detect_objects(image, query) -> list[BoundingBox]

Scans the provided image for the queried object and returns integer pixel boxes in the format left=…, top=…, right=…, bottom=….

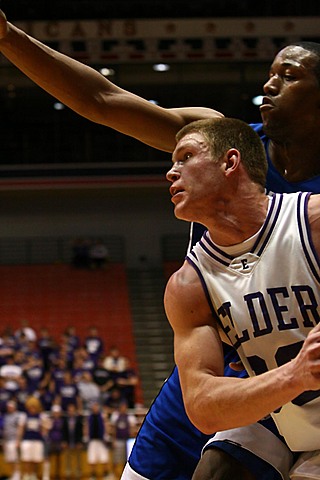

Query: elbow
left=184, top=392, right=221, bottom=435
left=185, top=394, right=262, bottom=435
left=186, top=406, right=219, bottom=435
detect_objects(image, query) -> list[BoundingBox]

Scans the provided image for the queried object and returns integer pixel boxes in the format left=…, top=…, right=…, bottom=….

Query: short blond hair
left=176, top=117, right=268, bottom=189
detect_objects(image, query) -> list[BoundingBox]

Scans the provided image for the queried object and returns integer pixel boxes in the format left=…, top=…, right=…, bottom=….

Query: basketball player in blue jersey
left=165, top=116, right=320, bottom=479
left=1, top=9, right=320, bottom=478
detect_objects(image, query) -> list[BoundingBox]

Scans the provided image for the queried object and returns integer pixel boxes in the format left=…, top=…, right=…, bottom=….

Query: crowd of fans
left=0, top=321, right=143, bottom=480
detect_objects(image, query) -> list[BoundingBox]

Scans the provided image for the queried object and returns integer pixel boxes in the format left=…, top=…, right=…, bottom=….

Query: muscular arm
left=0, top=11, right=223, bottom=152
left=164, top=260, right=320, bottom=434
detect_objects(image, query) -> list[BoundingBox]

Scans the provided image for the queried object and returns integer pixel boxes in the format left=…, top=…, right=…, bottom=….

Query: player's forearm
left=0, top=23, right=179, bottom=150
left=0, top=20, right=224, bottom=152
left=169, top=107, right=224, bottom=124
left=0, top=23, right=114, bottom=121
left=182, top=361, right=302, bottom=434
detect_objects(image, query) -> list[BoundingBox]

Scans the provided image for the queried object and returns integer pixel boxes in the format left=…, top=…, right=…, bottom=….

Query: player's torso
left=188, top=192, right=320, bottom=451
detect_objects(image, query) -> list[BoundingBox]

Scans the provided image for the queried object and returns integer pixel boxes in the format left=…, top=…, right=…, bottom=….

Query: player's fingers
left=229, top=361, right=245, bottom=371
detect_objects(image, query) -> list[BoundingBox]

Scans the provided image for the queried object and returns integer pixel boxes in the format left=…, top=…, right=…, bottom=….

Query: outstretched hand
left=0, top=9, right=8, bottom=41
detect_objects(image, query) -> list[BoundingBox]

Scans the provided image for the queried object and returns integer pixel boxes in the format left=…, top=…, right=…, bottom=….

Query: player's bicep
left=164, top=263, right=224, bottom=377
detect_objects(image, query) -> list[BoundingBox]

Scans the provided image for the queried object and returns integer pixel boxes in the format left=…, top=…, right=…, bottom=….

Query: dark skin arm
left=0, top=10, right=223, bottom=152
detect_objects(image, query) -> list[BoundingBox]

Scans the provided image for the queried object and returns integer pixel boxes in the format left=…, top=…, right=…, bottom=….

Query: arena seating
left=0, top=263, right=143, bottom=403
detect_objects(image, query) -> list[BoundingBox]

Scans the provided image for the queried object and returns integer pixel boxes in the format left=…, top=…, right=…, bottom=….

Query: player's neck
left=269, top=139, right=320, bottom=182
left=207, top=192, right=269, bottom=247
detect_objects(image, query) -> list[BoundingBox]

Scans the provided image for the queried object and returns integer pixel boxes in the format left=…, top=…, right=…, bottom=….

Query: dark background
left=0, top=0, right=318, bottom=173
left=2, top=0, right=320, bottom=21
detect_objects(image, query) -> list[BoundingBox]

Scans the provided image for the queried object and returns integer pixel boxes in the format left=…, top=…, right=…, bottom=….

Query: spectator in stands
left=88, top=239, right=109, bottom=270
left=84, top=401, right=112, bottom=480
left=15, top=376, right=33, bottom=412
left=15, top=333, right=33, bottom=357
left=0, top=353, right=22, bottom=379
left=71, top=354, right=86, bottom=384
left=46, top=404, right=64, bottom=480
left=0, top=353, right=23, bottom=396
left=84, top=326, right=104, bottom=367
left=13, top=351, right=27, bottom=367
left=3, top=400, right=22, bottom=480
left=37, top=328, right=55, bottom=373
left=61, top=403, right=84, bottom=480
left=0, top=376, right=13, bottom=413
left=103, top=387, right=125, bottom=417
left=92, top=356, right=114, bottom=405
left=38, top=384, right=55, bottom=414
left=49, top=357, right=69, bottom=395
left=73, top=346, right=95, bottom=373
left=71, top=238, right=91, bottom=269
left=22, top=354, right=49, bottom=395
left=64, top=326, right=80, bottom=352
left=55, top=336, right=75, bottom=371
left=114, top=357, right=138, bottom=409
left=55, top=370, right=82, bottom=413
left=77, top=371, right=101, bottom=411
left=1, top=326, right=16, bottom=345
left=15, top=320, right=37, bottom=343
left=0, top=327, right=16, bottom=364
left=109, top=400, right=137, bottom=479
left=20, top=337, right=41, bottom=359
left=17, top=396, right=49, bottom=480
left=103, top=346, right=126, bottom=380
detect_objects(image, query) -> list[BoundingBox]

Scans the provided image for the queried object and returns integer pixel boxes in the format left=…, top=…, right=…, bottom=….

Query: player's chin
left=261, top=109, right=281, bottom=129
left=260, top=110, right=271, bottom=126
left=174, top=205, right=192, bottom=222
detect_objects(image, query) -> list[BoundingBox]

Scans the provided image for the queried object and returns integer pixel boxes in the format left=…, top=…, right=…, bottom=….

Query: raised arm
left=164, top=260, right=320, bottom=434
left=0, top=10, right=223, bottom=152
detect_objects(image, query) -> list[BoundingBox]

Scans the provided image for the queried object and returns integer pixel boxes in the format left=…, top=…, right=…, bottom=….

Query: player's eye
left=283, top=74, right=295, bottom=81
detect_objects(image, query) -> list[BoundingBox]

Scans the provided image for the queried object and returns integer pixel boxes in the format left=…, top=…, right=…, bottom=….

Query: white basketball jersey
left=187, top=192, right=320, bottom=451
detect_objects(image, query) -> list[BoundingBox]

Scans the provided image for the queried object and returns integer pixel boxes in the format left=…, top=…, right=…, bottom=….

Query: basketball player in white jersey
left=1, top=9, right=320, bottom=480
left=166, top=116, right=320, bottom=479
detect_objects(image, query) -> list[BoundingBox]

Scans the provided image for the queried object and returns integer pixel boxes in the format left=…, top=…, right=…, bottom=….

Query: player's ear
left=224, top=148, right=240, bottom=174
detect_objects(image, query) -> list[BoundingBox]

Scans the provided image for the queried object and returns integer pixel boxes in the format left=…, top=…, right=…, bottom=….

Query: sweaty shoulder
left=166, top=260, right=202, bottom=296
